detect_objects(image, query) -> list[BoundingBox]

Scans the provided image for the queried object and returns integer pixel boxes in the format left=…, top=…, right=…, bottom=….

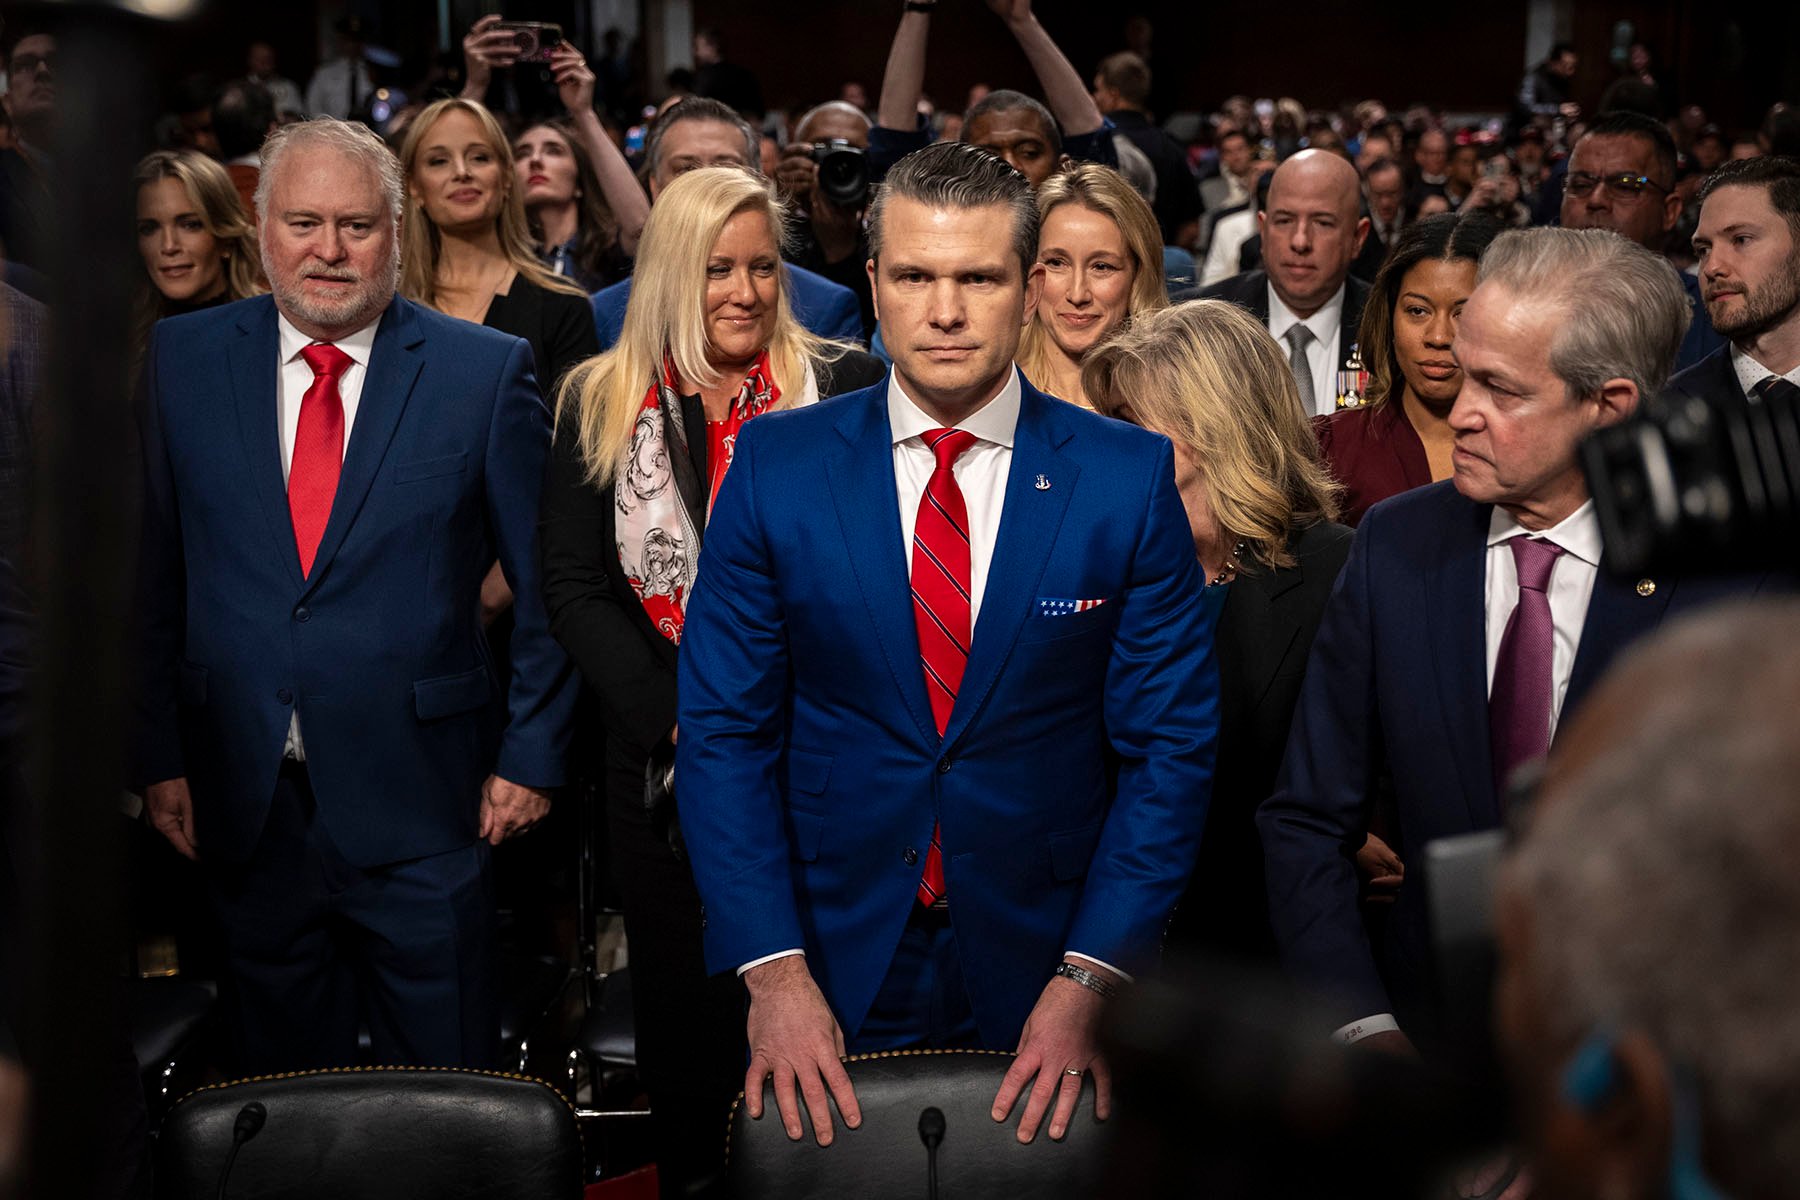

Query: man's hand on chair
left=742, top=955, right=862, bottom=1146
left=992, top=957, right=1113, bottom=1142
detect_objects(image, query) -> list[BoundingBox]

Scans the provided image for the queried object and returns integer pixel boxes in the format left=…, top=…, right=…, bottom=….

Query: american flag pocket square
left=1037, top=597, right=1110, bottom=617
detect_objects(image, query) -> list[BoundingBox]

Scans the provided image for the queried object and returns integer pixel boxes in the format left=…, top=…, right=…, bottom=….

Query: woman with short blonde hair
left=1017, top=162, right=1166, bottom=408
left=1085, top=299, right=1363, bottom=962
left=539, top=165, right=883, bottom=1191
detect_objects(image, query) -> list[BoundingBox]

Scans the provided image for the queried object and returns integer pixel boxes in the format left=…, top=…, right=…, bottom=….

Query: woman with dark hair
left=513, top=118, right=633, bottom=292
left=1316, top=210, right=1502, bottom=525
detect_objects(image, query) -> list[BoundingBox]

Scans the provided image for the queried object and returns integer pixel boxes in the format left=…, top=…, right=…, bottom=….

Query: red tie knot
left=301, top=342, right=353, bottom=381
left=1509, top=535, right=1565, bottom=593
left=924, top=427, right=978, bottom=471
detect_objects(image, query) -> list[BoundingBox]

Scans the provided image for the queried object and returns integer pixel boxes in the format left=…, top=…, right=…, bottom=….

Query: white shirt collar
left=277, top=309, right=383, bottom=369
left=1486, top=498, right=1602, bottom=567
left=887, top=365, right=1022, bottom=450
left=1729, top=344, right=1800, bottom=394
left=1266, top=281, right=1345, bottom=347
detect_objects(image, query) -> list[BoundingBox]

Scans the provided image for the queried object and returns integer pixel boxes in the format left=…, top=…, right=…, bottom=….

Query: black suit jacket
left=1180, top=270, right=1373, bottom=382
left=1662, top=344, right=1746, bottom=408
left=539, top=350, right=888, bottom=794
left=1169, top=521, right=1353, bottom=961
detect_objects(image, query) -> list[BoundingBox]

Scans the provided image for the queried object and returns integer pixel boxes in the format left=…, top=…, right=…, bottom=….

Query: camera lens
left=812, top=144, right=869, bottom=209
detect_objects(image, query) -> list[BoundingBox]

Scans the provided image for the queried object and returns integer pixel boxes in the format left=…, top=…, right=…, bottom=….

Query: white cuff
left=1063, top=952, right=1134, bottom=984
left=737, top=948, right=804, bottom=976
left=1333, top=1013, right=1399, bottom=1045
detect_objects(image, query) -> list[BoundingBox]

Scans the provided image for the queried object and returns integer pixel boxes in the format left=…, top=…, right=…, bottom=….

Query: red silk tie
left=291, top=343, right=352, bottom=578
left=912, top=428, right=977, bottom=906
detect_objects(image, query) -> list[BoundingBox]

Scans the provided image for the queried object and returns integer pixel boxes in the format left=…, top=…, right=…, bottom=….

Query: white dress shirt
left=1267, top=282, right=1346, bottom=418
left=741, top=367, right=1126, bottom=983
left=276, top=311, right=382, bottom=759
left=1731, top=345, right=1800, bottom=395
left=1336, top=498, right=1601, bottom=1045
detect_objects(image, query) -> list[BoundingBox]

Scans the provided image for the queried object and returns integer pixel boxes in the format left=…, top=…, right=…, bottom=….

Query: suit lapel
left=1423, top=497, right=1498, bottom=829
left=1561, top=566, right=1671, bottom=727
left=944, top=383, right=1077, bottom=749
left=228, top=300, right=304, bottom=591
left=825, top=389, right=937, bottom=746
left=1233, top=560, right=1307, bottom=714
left=301, top=298, right=425, bottom=596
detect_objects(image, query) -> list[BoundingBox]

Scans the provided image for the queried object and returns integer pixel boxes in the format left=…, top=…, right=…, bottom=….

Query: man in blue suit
left=135, top=119, right=577, bottom=1072
left=677, top=142, right=1220, bottom=1148
left=1259, top=228, right=1769, bottom=1056
left=589, top=96, right=862, bottom=350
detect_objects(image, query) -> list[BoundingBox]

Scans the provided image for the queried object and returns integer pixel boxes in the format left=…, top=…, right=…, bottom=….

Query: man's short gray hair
left=254, top=116, right=404, bottom=227
left=867, top=140, right=1039, bottom=276
left=1506, top=599, right=1800, bottom=1200
left=1475, top=226, right=1691, bottom=401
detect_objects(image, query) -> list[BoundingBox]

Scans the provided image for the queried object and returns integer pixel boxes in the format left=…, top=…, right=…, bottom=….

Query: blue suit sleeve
left=1069, top=438, right=1220, bottom=974
left=131, top=331, right=187, bottom=788
left=589, top=286, right=626, bottom=354
left=675, top=423, right=807, bottom=974
left=1256, top=514, right=1391, bottom=1026
left=1064, top=118, right=1120, bottom=169
left=487, top=338, right=578, bottom=788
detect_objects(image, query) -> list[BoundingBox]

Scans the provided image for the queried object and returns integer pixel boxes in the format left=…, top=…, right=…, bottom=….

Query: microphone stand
left=216, top=1101, right=267, bottom=1200
left=918, top=1106, right=945, bottom=1200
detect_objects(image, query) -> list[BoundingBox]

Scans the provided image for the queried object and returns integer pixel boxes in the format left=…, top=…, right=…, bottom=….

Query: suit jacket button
left=294, top=606, right=311, bottom=622
left=276, top=688, right=293, bottom=705
left=903, top=847, right=918, bottom=866
left=937, top=757, right=952, bottom=774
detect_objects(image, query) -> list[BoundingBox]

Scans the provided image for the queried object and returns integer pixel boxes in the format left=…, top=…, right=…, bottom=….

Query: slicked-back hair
left=1357, top=210, right=1502, bottom=411
left=255, top=116, right=404, bottom=228
left=1696, top=155, right=1800, bottom=240
left=964, top=89, right=1061, bottom=155
left=1095, top=52, right=1151, bottom=110
left=1579, top=110, right=1679, bottom=188
left=643, top=96, right=759, bottom=182
left=867, top=141, right=1039, bottom=277
left=1476, top=226, right=1691, bottom=402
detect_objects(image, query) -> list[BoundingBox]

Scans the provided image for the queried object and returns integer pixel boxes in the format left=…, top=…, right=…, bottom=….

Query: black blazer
left=1661, top=344, right=1745, bottom=408
left=1178, top=270, right=1372, bottom=377
left=540, top=350, right=888, bottom=783
left=1168, top=520, right=1354, bottom=961
left=484, top=277, right=601, bottom=403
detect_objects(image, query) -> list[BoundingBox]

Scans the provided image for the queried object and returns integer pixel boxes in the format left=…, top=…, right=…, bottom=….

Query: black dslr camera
left=809, top=139, right=870, bottom=209
left=1582, top=383, right=1800, bottom=577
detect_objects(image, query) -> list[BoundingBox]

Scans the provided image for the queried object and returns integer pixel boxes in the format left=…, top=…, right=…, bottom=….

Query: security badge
left=1334, top=343, right=1372, bottom=410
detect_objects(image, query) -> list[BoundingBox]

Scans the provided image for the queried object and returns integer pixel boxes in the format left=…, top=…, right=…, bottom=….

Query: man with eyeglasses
left=1561, top=111, right=1725, bottom=371
left=0, top=23, right=55, bottom=274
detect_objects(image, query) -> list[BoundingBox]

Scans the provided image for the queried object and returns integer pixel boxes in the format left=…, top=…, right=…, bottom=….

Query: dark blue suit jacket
left=589, top=262, right=863, bottom=351
left=1258, top=480, right=1762, bottom=1033
left=1675, top=272, right=1727, bottom=373
left=675, top=375, right=1223, bottom=1048
left=134, top=295, right=578, bottom=867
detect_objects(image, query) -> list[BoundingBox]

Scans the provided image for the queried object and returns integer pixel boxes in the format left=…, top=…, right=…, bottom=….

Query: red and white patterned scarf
left=616, top=352, right=780, bottom=644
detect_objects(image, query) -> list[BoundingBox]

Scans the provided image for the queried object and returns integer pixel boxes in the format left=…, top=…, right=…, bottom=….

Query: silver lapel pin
left=1034, top=474, right=1051, bottom=491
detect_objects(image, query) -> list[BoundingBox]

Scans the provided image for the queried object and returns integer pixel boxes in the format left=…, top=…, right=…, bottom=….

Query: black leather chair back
left=729, top=1049, right=1113, bottom=1199
left=155, top=1067, right=582, bottom=1200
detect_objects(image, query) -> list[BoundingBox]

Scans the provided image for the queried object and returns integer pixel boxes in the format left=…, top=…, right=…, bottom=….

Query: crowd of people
left=2, top=4, right=1799, bottom=1198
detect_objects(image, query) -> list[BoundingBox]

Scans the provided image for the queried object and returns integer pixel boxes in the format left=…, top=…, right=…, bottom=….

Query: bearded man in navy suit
left=134, top=118, right=577, bottom=1072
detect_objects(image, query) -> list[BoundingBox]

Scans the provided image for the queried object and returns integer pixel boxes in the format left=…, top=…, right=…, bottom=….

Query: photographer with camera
left=1497, top=598, right=1800, bottom=1200
left=774, top=100, right=876, bottom=341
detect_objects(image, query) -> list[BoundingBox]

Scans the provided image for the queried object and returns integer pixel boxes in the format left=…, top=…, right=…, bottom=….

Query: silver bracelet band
left=1052, top=961, right=1118, bottom=1000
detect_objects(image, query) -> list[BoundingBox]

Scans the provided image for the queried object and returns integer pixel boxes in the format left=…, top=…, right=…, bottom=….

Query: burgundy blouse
left=1313, top=402, right=1435, bottom=527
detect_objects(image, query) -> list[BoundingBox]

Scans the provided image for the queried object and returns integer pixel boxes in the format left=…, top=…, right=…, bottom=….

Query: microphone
left=215, top=1100, right=267, bottom=1200
left=918, top=1106, right=945, bottom=1200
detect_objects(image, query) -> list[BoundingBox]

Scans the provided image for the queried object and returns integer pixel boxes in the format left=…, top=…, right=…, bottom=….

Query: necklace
left=1205, top=541, right=1247, bottom=588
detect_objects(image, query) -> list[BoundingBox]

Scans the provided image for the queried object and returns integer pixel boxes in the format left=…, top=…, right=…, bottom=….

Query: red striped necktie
left=291, top=342, right=352, bottom=578
left=911, top=428, right=977, bottom=906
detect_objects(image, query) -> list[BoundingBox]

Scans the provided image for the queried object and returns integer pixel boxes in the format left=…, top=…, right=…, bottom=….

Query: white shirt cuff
left=1064, top=952, right=1134, bottom=983
left=1333, top=1013, right=1399, bottom=1044
left=737, top=948, right=804, bottom=976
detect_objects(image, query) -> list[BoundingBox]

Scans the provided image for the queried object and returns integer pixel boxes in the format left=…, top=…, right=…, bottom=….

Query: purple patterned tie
left=1489, top=535, right=1566, bottom=800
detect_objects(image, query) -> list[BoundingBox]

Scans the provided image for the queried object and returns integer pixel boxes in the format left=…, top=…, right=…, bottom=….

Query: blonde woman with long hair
left=132, top=149, right=266, bottom=360
left=1017, top=162, right=1167, bottom=408
left=538, top=165, right=881, bottom=1195
left=397, top=97, right=597, bottom=402
left=1083, top=299, right=1367, bottom=962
